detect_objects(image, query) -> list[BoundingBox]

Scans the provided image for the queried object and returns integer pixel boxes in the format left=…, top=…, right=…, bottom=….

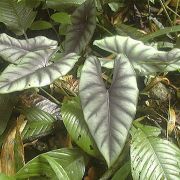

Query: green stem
left=99, top=143, right=130, bottom=180
left=39, top=87, right=61, bottom=105
left=23, top=31, right=28, bottom=40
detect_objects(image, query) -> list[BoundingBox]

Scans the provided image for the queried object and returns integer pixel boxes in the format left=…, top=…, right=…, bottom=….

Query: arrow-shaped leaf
left=65, top=0, right=96, bottom=54
left=0, top=51, right=79, bottom=93
left=79, top=55, right=138, bottom=166
left=0, top=33, right=58, bottom=64
left=0, top=0, right=37, bottom=35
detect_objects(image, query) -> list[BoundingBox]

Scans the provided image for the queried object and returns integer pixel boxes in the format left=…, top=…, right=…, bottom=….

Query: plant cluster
left=0, top=0, right=179, bottom=179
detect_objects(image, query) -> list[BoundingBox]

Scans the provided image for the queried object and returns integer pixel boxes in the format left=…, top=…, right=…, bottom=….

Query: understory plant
left=0, top=0, right=179, bottom=179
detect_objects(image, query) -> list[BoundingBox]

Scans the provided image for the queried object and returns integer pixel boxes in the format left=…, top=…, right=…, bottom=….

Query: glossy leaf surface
left=65, top=0, right=96, bottom=54
left=0, top=33, right=57, bottom=64
left=16, top=148, right=86, bottom=180
left=0, top=0, right=36, bottom=35
left=79, top=55, right=138, bottom=166
left=62, top=97, right=100, bottom=157
left=131, top=124, right=180, bottom=180
left=21, top=107, right=56, bottom=142
left=0, top=52, right=79, bottom=93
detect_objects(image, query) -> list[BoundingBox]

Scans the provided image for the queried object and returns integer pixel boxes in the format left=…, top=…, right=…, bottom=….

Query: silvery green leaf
left=79, top=55, right=138, bottom=166
left=99, top=55, right=180, bottom=75
left=100, top=58, right=114, bottom=69
left=0, top=51, right=79, bottom=93
left=0, top=0, right=36, bottom=35
left=65, top=0, right=96, bottom=54
left=0, top=33, right=58, bottom=64
left=95, top=36, right=180, bottom=74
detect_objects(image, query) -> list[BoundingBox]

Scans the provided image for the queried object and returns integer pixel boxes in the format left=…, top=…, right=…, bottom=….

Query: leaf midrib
left=140, top=129, right=169, bottom=179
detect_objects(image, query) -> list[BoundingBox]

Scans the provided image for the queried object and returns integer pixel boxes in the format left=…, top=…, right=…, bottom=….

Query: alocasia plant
left=0, top=0, right=179, bottom=179
left=79, top=55, right=138, bottom=166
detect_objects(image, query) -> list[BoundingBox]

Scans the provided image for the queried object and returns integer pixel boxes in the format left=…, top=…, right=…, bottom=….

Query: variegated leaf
left=65, top=0, right=96, bottom=54
left=0, top=33, right=58, bottom=64
left=79, top=55, right=138, bottom=166
left=0, top=51, right=79, bottom=93
left=94, top=36, right=180, bottom=74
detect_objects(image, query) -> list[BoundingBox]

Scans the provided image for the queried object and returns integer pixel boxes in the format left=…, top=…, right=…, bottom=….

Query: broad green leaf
left=42, top=155, right=70, bottom=180
left=131, top=125, right=180, bottom=180
left=94, top=36, right=180, bottom=74
left=79, top=55, right=138, bottom=167
left=0, top=0, right=36, bottom=35
left=111, top=161, right=131, bottom=180
left=59, top=24, right=69, bottom=35
left=62, top=96, right=100, bottom=157
left=46, top=0, right=86, bottom=11
left=21, top=107, right=56, bottom=142
left=30, top=20, right=53, bottom=30
left=51, top=12, right=71, bottom=24
left=0, top=94, right=16, bottom=135
left=65, top=0, right=96, bottom=54
left=132, top=122, right=161, bottom=137
left=0, top=51, right=79, bottom=93
left=16, top=148, right=86, bottom=180
left=0, top=33, right=58, bottom=64
left=25, top=0, right=41, bottom=8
